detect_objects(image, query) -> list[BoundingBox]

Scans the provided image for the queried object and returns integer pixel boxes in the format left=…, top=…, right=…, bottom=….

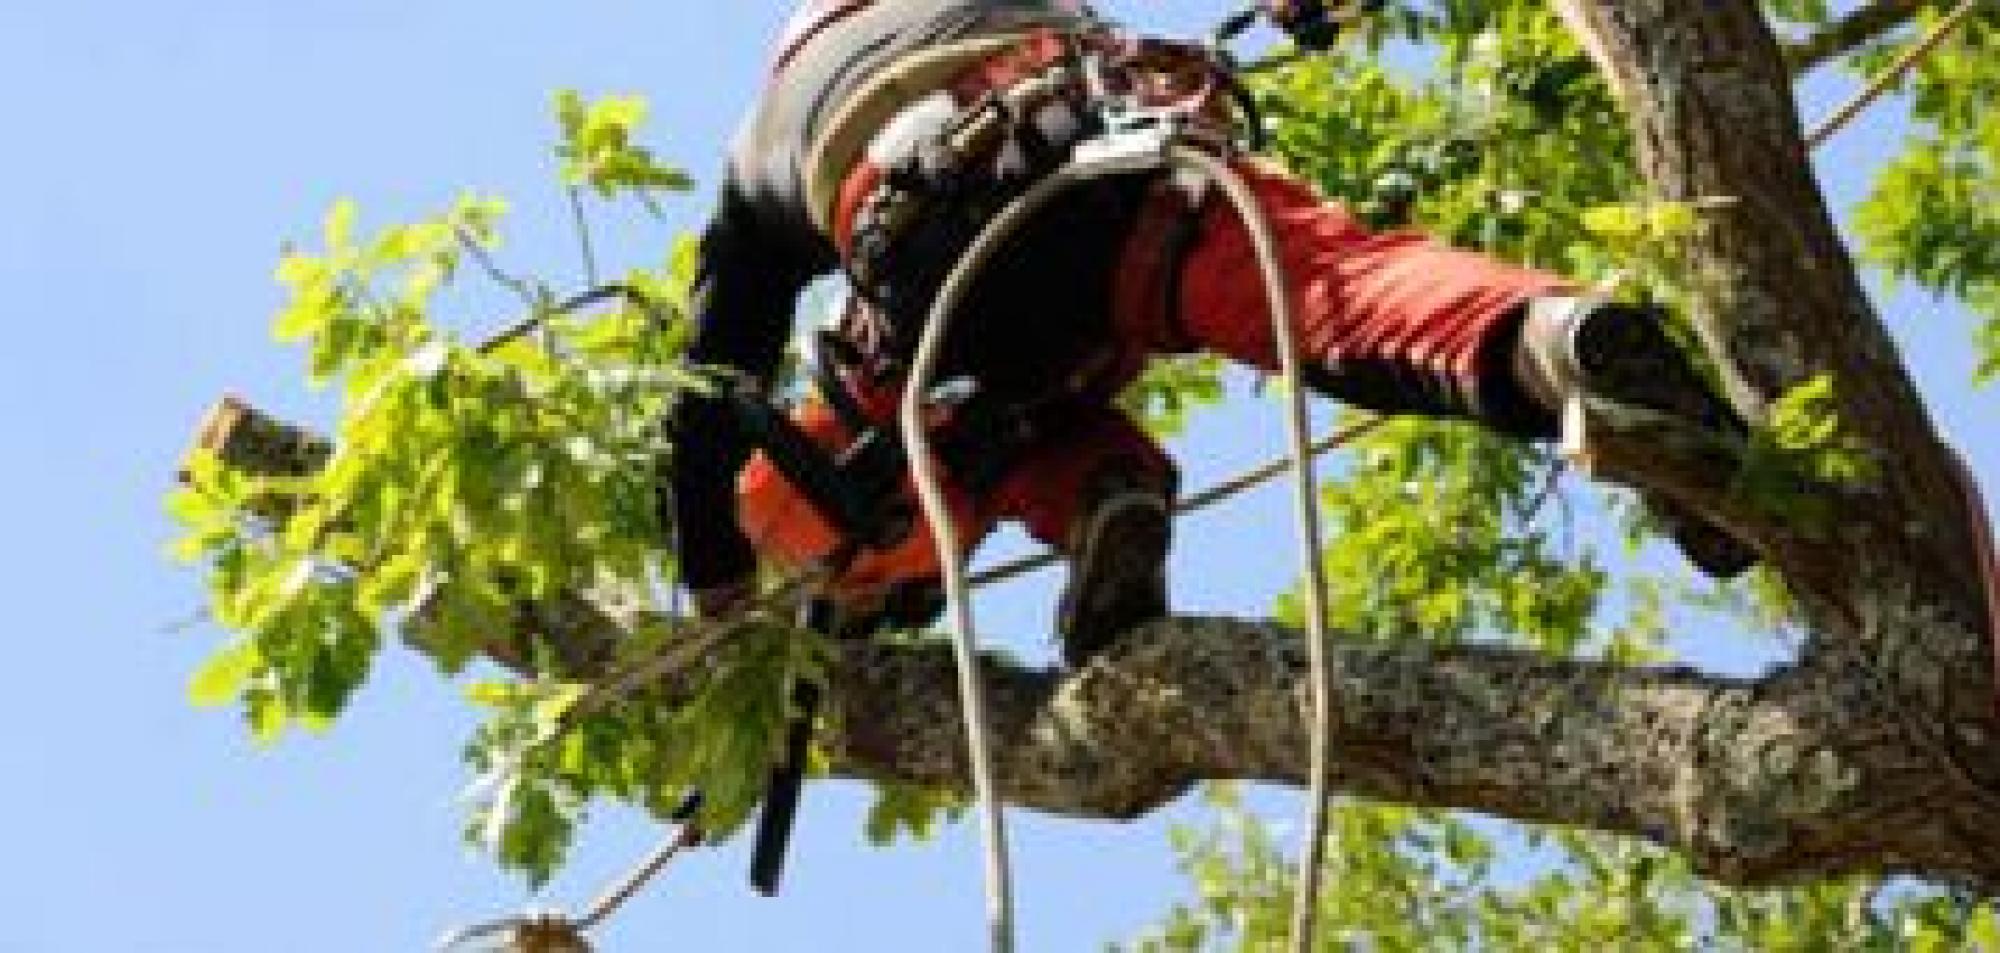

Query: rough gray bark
left=828, top=616, right=1985, bottom=891
left=189, top=0, right=2000, bottom=899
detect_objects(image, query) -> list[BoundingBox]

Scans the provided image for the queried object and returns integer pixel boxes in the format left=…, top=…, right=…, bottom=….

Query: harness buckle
left=1069, top=120, right=1177, bottom=174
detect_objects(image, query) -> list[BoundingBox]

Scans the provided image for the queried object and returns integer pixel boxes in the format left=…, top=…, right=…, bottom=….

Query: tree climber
left=668, top=0, right=1756, bottom=665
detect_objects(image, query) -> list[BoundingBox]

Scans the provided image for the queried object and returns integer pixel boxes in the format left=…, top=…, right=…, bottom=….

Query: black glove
left=1261, top=0, right=1384, bottom=51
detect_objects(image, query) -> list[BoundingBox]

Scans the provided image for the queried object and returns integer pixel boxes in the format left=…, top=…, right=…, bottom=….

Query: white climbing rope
left=903, top=163, right=1097, bottom=953
left=1166, top=146, right=1338, bottom=953
left=902, top=131, right=1336, bottom=953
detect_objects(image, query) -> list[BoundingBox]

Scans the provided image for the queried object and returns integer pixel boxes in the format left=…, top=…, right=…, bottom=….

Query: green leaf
left=245, top=687, right=287, bottom=745
left=1581, top=203, right=1645, bottom=238
left=464, top=681, right=523, bottom=709
left=1580, top=200, right=1702, bottom=241
left=323, top=198, right=358, bottom=252
left=188, top=640, right=262, bottom=707
left=1971, top=904, right=2000, bottom=949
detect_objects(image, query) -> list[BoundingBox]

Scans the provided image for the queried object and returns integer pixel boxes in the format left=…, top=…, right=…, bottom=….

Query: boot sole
left=1572, top=307, right=1760, bottom=579
left=1058, top=494, right=1170, bottom=666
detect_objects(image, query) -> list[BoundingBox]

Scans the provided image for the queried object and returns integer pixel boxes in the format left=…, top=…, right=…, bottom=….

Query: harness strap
left=828, top=29, right=1079, bottom=253
left=1946, top=449, right=2000, bottom=714
left=1113, top=178, right=1209, bottom=360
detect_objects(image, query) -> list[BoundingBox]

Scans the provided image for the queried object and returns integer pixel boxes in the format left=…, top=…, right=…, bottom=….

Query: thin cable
left=968, top=415, right=1388, bottom=589
left=1167, top=146, right=1337, bottom=953
left=1805, top=0, right=1981, bottom=150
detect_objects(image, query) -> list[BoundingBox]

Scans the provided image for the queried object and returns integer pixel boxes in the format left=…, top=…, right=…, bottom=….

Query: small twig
left=567, top=186, right=602, bottom=289
left=576, top=793, right=705, bottom=931
left=475, top=282, right=664, bottom=356
left=1786, top=0, right=1926, bottom=75
left=456, top=227, right=542, bottom=311
left=1805, top=0, right=1981, bottom=150
left=1514, top=455, right=1569, bottom=527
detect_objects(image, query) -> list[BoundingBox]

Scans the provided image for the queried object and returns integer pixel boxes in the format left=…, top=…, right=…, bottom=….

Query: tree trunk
left=1551, top=0, right=2000, bottom=880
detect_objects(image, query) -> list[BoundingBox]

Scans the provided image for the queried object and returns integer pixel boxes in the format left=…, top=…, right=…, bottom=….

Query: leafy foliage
left=1124, top=785, right=2000, bottom=952
left=1853, top=9, right=2000, bottom=384
left=169, top=93, right=831, bottom=884
left=1733, top=373, right=1882, bottom=531
left=458, top=608, right=827, bottom=882
left=554, top=89, right=694, bottom=206
left=1122, top=355, right=1228, bottom=438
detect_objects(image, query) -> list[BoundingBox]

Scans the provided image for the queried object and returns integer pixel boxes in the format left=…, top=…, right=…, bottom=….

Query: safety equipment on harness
left=837, top=32, right=1093, bottom=335
left=832, top=28, right=1251, bottom=361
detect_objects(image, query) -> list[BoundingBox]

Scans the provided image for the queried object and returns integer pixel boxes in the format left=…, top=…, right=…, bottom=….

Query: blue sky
left=0, top=2, right=1991, bottom=951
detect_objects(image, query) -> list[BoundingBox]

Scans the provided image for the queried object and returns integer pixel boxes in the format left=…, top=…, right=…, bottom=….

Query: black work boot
left=1056, top=469, right=1173, bottom=667
left=1516, top=297, right=1760, bottom=579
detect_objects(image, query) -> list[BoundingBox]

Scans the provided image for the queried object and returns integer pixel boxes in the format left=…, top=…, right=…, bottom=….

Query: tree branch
left=827, top=616, right=2000, bottom=893
left=183, top=398, right=2000, bottom=893
left=1785, top=0, right=1925, bottom=75
left=1552, top=0, right=1996, bottom=768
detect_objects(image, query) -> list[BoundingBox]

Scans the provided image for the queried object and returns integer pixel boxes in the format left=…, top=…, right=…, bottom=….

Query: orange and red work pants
left=981, top=159, right=1570, bottom=548
left=747, top=160, right=1569, bottom=597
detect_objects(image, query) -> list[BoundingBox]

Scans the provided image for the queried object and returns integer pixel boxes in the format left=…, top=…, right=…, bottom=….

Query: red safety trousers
left=974, top=157, right=1574, bottom=555
left=742, top=161, right=1569, bottom=603
left=1112, top=159, right=1573, bottom=439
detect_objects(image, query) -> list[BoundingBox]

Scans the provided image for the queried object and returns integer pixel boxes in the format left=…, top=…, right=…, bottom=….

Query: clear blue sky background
left=0, top=2, right=1990, bottom=951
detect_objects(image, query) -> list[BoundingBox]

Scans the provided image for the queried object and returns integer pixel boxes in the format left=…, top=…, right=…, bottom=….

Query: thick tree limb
left=187, top=395, right=2000, bottom=892
left=830, top=617, right=2000, bottom=893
